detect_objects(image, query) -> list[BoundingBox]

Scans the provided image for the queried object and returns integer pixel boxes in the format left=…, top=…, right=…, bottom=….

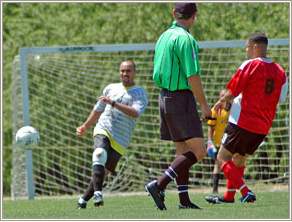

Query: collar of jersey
left=172, top=20, right=189, bottom=32
left=256, top=57, right=272, bottom=63
left=123, top=84, right=137, bottom=90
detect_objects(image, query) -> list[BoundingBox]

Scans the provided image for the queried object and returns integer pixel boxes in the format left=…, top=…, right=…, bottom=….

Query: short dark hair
left=248, top=32, right=268, bottom=46
left=122, top=60, right=136, bottom=70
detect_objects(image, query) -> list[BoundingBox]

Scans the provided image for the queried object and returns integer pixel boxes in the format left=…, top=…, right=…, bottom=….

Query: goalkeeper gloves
left=207, top=140, right=217, bottom=160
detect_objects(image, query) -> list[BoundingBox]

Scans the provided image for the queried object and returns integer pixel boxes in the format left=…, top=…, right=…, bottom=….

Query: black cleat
left=179, top=202, right=202, bottom=210
left=241, top=190, right=256, bottom=203
left=205, top=196, right=235, bottom=204
left=93, top=193, right=104, bottom=207
left=77, top=202, right=87, bottom=209
left=145, top=180, right=166, bottom=210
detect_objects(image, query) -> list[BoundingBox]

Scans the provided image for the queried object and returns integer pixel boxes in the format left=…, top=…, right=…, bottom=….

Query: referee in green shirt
left=146, top=3, right=212, bottom=210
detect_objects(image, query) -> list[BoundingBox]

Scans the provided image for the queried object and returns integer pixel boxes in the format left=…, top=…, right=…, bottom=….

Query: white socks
left=78, top=197, right=87, bottom=204
left=94, top=191, right=103, bottom=196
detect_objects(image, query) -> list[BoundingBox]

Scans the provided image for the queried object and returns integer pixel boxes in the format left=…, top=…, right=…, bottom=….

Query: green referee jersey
left=153, top=21, right=201, bottom=91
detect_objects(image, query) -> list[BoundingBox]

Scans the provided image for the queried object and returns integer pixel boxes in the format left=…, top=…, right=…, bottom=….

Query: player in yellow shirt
left=207, top=89, right=231, bottom=193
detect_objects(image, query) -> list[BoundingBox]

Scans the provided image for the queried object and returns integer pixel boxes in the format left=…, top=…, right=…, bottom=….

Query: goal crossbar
left=13, top=39, right=289, bottom=200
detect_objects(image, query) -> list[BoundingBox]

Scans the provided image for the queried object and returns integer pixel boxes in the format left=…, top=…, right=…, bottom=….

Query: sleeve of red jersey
left=226, top=61, right=251, bottom=97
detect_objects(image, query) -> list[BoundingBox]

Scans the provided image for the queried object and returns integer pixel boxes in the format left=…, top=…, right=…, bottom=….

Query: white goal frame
left=14, top=39, right=289, bottom=200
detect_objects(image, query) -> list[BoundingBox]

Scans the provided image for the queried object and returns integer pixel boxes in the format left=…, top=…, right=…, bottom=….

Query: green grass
left=2, top=190, right=290, bottom=219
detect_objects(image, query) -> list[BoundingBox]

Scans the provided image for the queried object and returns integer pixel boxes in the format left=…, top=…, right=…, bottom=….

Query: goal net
left=11, top=40, right=289, bottom=199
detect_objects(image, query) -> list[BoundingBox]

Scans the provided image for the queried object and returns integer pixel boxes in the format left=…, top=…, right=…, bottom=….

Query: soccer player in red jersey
left=205, top=32, right=288, bottom=204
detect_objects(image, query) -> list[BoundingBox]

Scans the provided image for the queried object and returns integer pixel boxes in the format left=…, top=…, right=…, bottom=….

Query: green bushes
left=3, top=3, right=289, bottom=196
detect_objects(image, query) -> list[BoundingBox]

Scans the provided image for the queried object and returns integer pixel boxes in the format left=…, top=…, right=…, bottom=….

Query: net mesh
left=11, top=43, right=289, bottom=199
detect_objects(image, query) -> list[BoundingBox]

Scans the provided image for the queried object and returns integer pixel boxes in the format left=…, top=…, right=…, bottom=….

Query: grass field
left=2, top=187, right=290, bottom=219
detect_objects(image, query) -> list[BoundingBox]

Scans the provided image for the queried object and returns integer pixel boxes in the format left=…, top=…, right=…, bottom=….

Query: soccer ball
left=15, top=126, right=40, bottom=149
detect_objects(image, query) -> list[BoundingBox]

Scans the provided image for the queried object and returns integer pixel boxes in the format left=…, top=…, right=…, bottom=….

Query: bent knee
left=192, top=148, right=207, bottom=161
left=199, top=149, right=207, bottom=160
left=92, top=148, right=107, bottom=166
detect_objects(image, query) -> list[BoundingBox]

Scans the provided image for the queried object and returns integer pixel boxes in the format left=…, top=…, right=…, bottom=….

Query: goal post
left=12, top=39, right=289, bottom=200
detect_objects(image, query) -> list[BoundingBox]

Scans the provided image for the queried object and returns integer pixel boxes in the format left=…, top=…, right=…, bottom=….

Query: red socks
left=221, top=161, right=248, bottom=198
left=223, top=165, right=246, bottom=201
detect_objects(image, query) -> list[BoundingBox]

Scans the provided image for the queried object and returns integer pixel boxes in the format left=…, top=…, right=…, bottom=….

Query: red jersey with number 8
left=227, top=58, right=286, bottom=135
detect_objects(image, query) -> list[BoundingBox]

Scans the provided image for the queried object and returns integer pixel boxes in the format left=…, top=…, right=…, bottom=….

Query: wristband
left=111, top=101, right=116, bottom=107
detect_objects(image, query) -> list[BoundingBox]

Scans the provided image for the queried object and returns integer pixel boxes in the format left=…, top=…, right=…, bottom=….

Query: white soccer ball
left=15, top=126, right=40, bottom=149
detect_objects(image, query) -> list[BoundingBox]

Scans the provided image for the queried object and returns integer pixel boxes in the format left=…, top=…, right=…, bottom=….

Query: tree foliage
left=3, top=2, right=289, bottom=146
left=2, top=2, right=289, bottom=195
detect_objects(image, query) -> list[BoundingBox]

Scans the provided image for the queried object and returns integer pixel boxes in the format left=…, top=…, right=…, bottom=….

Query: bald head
left=119, top=60, right=137, bottom=87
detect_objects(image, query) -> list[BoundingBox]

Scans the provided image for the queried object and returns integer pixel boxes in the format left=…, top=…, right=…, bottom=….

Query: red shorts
left=222, top=123, right=266, bottom=156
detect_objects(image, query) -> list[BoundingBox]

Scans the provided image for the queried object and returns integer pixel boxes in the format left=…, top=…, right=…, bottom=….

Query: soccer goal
left=12, top=39, right=289, bottom=200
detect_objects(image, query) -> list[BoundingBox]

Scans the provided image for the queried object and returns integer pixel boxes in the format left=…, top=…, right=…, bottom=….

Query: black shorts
left=159, top=89, right=203, bottom=142
left=222, top=123, right=266, bottom=156
left=93, top=134, right=122, bottom=173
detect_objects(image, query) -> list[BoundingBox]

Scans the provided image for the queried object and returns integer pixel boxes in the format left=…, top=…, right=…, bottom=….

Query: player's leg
left=146, top=90, right=203, bottom=210
left=212, top=146, right=221, bottom=193
left=146, top=141, right=200, bottom=210
left=77, top=135, right=108, bottom=209
left=220, top=124, right=265, bottom=203
left=218, top=146, right=250, bottom=195
left=91, top=135, right=113, bottom=207
left=205, top=150, right=252, bottom=203
left=218, top=148, right=257, bottom=203
left=175, top=141, right=191, bottom=207
left=222, top=153, right=246, bottom=201
left=218, top=148, right=248, bottom=202
left=174, top=139, right=205, bottom=209
left=92, top=147, right=107, bottom=207
left=77, top=167, right=110, bottom=209
left=175, top=142, right=196, bottom=208
left=233, top=153, right=247, bottom=181
left=156, top=138, right=205, bottom=191
left=77, top=179, right=93, bottom=209
left=205, top=145, right=236, bottom=204
left=212, top=159, right=220, bottom=194
left=157, top=94, right=207, bottom=191
left=77, top=153, right=106, bottom=209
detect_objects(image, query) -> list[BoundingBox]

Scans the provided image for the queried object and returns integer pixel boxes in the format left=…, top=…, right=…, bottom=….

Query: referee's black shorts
left=222, top=123, right=266, bottom=156
left=159, top=89, right=203, bottom=142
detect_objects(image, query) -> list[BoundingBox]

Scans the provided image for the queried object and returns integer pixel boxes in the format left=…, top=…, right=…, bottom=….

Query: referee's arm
left=188, top=75, right=211, bottom=120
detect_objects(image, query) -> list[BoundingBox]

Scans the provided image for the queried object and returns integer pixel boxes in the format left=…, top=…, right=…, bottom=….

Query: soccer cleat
left=179, top=202, right=202, bottom=210
left=205, top=195, right=235, bottom=204
left=145, top=180, right=166, bottom=210
left=93, top=193, right=104, bottom=207
left=241, top=190, right=256, bottom=203
left=77, top=202, right=87, bottom=209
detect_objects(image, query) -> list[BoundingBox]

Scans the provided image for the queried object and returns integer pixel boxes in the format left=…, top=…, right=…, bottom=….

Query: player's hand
left=213, top=100, right=226, bottom=115
left=98, top=96, right=113, bottom=105
left=76, top=125, right=86, bottom=137
left=200, top=104, right=212, bottom=122
left=207, top=140, right=217, bottom=160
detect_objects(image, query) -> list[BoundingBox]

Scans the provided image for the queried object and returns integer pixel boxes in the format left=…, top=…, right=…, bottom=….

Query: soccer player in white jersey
left=205, top=32, right=288, bottom=204
left=76, top=61, right=148, bottom=209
